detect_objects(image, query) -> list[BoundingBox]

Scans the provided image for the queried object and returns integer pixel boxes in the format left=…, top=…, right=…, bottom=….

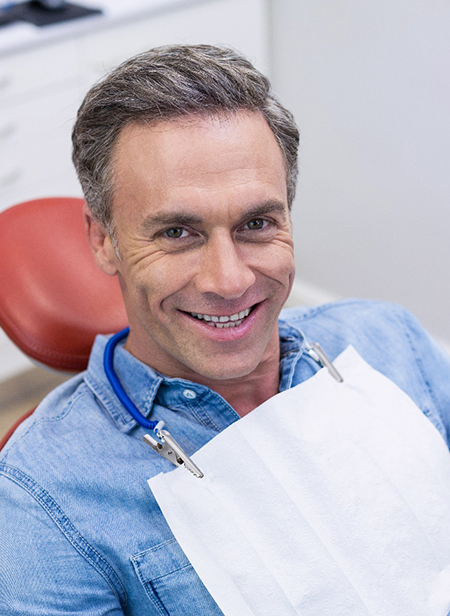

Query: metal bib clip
left=143, top=429, right=204, bottom=479
left=306, top=341, right=344, bottom=383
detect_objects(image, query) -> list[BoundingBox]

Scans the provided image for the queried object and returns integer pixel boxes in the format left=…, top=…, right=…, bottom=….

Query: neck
left=188, top=341, right=281, bottom=416
left=181, top=331, right=282, bottom=416
left=125, top=326, right=282, bottom=417
left=210, top=362, right=280, bottom=416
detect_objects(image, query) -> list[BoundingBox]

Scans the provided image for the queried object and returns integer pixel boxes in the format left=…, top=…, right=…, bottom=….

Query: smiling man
left=2, top=45, right=450, bottom=615
left=87, top=112, right=295, bottom=415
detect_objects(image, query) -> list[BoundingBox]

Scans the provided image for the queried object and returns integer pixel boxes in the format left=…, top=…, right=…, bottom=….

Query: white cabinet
left=0, top=39, right=80, bottom=103
left=0, top=85, right=82, bottom=202
left=0, top=40, right=83, bottom=210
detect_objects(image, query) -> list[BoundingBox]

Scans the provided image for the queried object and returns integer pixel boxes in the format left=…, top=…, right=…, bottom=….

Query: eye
left=236, top=216, right=277, bottom=243
left=245, top=218, right=267, bottom=230
left=158, top=225, right=203, bottom=252
left=164, top=227, right=187, bottom=239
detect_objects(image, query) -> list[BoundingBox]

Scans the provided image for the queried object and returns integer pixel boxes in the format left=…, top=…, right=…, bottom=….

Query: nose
left=195, top=232, right=256, bottom=299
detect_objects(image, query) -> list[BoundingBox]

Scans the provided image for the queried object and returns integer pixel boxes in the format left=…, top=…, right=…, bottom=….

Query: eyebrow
left=140, top=199, right=288, bottom=234
left=239, top=200, right=288, bottom=221
left=140, top=212, right=204, bottom=235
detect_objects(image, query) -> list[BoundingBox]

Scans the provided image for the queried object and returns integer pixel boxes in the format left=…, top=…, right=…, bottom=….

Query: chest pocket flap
left=131, top=537, right=223, bottom=615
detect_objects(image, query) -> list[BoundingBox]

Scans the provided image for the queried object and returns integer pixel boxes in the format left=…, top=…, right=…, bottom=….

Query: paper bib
left=148, top=346, right=450, bottom=615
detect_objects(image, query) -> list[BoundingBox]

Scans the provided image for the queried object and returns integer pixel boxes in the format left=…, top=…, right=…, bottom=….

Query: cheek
left=124, top=253, right=199, bottom=310
left=243, top=236, right=295, bottom=279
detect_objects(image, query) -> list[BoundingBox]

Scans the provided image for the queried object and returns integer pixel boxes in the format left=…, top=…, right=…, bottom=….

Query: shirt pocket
left=131, top=537, right=223, bottom=615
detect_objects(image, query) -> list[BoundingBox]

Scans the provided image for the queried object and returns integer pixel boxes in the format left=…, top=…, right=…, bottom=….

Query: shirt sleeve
left=0, top=473, right=125, bottom=616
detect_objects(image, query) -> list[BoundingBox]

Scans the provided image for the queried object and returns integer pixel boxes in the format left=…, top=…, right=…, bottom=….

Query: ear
left=83, top=203, right=119, bottom=276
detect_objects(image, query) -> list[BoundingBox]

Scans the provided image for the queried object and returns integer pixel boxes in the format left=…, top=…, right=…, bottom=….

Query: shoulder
left=0, top=372, right=102, bottom=514
left=0, top=368, right=121, bottom=504
left=0, top=373, right=129, bottom=612
left=281, top=298, right=420, bottom=354
left=1, top=371, right=95, bottom=460
left=281, top=298, right=429, bottom=364
left=280, top=297, right=411, bottom=329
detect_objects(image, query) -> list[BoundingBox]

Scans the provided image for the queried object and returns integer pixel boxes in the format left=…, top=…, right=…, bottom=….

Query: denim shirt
left=1, top=300, right=450, bottom=615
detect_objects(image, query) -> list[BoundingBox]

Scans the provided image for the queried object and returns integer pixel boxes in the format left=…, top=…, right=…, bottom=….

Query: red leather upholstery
left=0, top=197, right=128, bottom=371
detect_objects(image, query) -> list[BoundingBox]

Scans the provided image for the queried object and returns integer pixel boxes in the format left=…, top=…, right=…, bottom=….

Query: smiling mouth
left=188, top=306, right=254, bottom=328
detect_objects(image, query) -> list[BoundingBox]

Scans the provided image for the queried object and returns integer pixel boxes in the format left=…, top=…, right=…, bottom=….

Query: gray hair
left=72, top=44, right=299, bottom=231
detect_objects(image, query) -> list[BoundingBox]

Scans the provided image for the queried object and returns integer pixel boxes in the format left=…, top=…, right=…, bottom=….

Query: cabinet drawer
left=0, top=83, right=82, bottom=151
left=0, top=167, right=82, bottom=215
left=0, top=40, right=81, bottom=104
left=0, top=86, right=81, bottom=200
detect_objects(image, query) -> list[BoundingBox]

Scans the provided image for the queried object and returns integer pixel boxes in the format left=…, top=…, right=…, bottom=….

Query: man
left=1, top=45, right=450, bottom=615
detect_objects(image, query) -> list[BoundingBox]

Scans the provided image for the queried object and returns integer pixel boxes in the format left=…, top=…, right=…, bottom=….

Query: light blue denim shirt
left=1, top=300, right=450, bottom=615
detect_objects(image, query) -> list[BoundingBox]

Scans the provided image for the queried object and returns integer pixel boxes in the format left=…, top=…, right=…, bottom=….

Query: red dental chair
left=0, top=197, right=128, bottom=449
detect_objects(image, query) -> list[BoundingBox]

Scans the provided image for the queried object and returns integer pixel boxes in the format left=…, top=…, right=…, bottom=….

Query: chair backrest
left=0, top=197, right=128, bottom=372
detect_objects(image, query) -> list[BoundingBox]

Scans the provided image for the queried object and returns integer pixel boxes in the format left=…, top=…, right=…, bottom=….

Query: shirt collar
left=85, top=318, right=306, bottom=434
left=278, top=319, right=306, bottom=390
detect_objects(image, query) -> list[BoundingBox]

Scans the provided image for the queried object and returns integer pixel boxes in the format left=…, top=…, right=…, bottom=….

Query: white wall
left=271, top=0, right=450, bottom=344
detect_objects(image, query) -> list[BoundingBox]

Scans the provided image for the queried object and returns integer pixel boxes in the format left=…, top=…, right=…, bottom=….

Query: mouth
left=187, top=305, right=255, bottom=328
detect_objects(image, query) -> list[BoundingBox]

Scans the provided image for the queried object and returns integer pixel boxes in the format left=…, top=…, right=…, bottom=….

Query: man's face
left=100, top=111, right=295, bottom=383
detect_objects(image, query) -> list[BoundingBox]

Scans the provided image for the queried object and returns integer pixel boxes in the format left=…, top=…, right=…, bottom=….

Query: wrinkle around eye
left=119, top=237, right=170, bottom=269
left=237, top=229, right=294, bottom=253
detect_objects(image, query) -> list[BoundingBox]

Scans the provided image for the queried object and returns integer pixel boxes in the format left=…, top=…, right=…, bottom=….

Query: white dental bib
left=148, top=346, right=450, bottom=615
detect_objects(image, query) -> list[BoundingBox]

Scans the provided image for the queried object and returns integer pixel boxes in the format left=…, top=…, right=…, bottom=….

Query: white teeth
left=190, top=307, right=252, bottom=327
left=202, top=318, right=244, bottom=328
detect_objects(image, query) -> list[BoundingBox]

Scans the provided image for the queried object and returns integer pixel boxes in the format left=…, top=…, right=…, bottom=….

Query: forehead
left=111, top=111, right=288, bottom=223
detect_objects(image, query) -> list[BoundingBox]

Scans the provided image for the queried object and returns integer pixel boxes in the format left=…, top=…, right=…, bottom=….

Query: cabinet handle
left=0, top=168, right=22, bottom=188
left=0, top=122, right=17, bottom=141
left=0, top=74, right=12, bottom=92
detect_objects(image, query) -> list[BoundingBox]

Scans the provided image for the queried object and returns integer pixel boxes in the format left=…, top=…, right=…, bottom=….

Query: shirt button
left=183, top=389, right=197, bottom=400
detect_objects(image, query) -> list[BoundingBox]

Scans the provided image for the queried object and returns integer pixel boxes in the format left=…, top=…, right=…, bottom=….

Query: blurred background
left=1, top=0, right=449, bottom=431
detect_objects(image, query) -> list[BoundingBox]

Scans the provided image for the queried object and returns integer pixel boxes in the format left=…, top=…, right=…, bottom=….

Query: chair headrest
left=0, top=198, right=128, bottom=371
